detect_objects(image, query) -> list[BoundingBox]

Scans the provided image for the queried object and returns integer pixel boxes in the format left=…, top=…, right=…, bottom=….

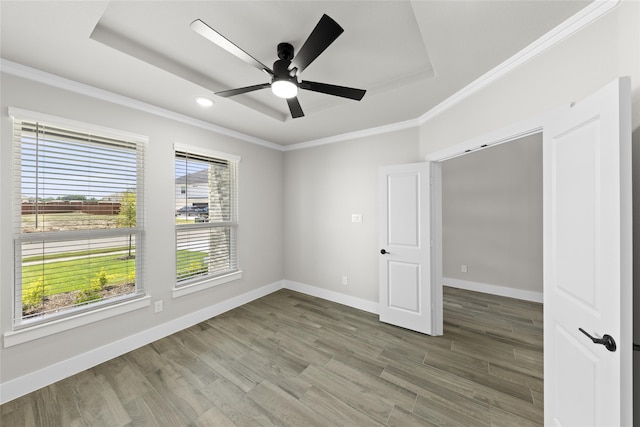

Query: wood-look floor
left=1, top=287, right=543, bottom=426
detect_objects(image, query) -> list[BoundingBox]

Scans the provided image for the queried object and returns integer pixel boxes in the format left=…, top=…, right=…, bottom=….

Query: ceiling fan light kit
left=271, top=80, right=298, bottom=99
left=190, top=14, right=366, bottom=119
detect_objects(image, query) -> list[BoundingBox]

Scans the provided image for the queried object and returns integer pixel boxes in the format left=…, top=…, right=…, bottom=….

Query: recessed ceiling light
left=196, top=97, right=214, bottom=107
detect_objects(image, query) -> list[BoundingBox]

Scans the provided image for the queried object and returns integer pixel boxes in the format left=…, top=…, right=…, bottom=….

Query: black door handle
left=579, top=328, right=617, bottom=352
left=380, top=249, right=389, bottom=255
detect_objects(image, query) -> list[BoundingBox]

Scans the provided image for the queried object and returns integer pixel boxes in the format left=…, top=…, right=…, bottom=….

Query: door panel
left=544, top=77, right=632, bottom=426
left=387, top=261, right=420, bottom=312
left=553, top=124, right=598, bottom=308
left=379, top=162, right=442, bottom=336
left=387, top=173, right=420, bottom=246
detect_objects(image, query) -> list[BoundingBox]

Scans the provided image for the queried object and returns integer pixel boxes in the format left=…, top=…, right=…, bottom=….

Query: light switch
left=154, top=300, right=163, bottom=313
left=351, top=214, right=363, bottom=223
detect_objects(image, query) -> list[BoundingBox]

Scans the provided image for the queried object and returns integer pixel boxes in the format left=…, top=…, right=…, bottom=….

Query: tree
left=117, top=190, right=136, bottom=258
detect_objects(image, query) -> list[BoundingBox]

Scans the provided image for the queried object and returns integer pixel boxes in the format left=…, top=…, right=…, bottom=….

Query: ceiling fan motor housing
left=273, top=59, right=296, bottom=80
left=274, top=43, right=297, bottom=82
left=277, top=42, right=294, bottom=61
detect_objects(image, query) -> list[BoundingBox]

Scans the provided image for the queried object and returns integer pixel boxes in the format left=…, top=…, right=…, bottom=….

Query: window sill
left=172, top=270, right=242, bottom=299
left=3, top=295, right=151, bottom=348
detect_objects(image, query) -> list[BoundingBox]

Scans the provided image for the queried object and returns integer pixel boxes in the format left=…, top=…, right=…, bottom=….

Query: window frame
left=172, top=143, right=241, bottom=298
left=8, top=107, right=148, bottom=336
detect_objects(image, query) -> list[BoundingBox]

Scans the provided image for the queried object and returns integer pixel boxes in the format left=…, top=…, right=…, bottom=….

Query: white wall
left=0, top=74, right=284, bottom=387
left=283, top=128, right=420, bottom=303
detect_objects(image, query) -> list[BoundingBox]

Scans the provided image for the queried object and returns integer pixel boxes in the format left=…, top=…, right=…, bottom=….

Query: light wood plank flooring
left=1, top=287, right=543, bottom=426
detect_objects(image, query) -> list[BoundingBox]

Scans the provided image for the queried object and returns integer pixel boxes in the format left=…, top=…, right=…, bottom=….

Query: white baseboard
left=443, top=277, right=543, bottom=303
left=283, top=280, right=379, bottom=314
left=0, top=280, right=284, bottom=405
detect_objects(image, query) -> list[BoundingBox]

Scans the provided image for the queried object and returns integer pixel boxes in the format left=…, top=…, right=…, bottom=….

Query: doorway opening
left=425, top=121, right=547, bottom=421
left=440, top=132, right=543, bottom=303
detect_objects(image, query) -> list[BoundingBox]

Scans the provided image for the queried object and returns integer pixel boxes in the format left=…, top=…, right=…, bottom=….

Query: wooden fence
left=21, top=202, right=121, bottom=215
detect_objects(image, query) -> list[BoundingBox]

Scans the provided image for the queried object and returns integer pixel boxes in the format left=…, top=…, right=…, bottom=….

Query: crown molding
left=0, top=0, right=619, bottom=153
left=282, top=117, right=420, bottom=152
left=0, top=59, right=283, bottom=151
left=418, top=0, right=620, bottom=125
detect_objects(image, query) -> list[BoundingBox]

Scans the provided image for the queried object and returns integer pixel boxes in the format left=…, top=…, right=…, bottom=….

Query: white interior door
left=544, top=77, right=632, bottom=426
left=379, top=162, right=442, bottom=336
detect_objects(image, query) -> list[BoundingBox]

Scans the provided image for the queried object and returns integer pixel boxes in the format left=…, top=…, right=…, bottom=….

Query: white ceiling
left=0, top=1, right=592, bottom=146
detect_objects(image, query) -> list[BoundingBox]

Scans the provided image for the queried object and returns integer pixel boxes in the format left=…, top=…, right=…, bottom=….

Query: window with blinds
left=175, top=146, right=239, bottom=285
left=11, top=109, right=146, bottom=326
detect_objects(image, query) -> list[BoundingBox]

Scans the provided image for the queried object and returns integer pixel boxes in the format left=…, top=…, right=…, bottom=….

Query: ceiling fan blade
left=190, top=19, right=273, bottom=76
left=300, top=81, right=366, bottom=101
left=286, top=97, right=304, bottom=118
left=289, top=14, right=343, bottom=74
left=215, top=83, right=271, bottom=98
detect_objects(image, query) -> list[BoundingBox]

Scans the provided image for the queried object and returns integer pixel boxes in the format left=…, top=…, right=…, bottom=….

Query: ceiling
left=0, top=1, right=592, bottom=146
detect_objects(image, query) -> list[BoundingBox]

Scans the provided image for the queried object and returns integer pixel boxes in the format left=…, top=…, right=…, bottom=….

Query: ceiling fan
left=190, top=14, right=366, bottom=119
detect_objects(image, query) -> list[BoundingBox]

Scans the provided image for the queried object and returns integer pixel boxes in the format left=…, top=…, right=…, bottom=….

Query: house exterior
left=0, top=0, right=638, bottom=422
left=175, top=169, right=209, bottom=211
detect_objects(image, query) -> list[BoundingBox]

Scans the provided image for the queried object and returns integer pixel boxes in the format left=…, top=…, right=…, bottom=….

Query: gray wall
left=0, top=73, right=285, bottom=383
left=442, top=134, right=542, bottom=293
left=283, top=128, right=420, bottom=303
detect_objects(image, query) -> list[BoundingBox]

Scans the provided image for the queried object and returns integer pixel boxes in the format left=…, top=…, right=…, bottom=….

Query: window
left=11, top=108, right=146, bottom=327
left=175, top=144, right=239, bottom=288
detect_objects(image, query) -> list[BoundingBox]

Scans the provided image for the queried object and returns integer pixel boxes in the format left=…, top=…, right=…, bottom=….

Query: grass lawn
left=21, top=217, right=208, bottom=315
left=23, top=249, right=209, bottom=298
left=22, top=253, right=137, bottom=297
left=19, top=212, right=145, bottom=313
left=176, top=250, right=209, bottom=281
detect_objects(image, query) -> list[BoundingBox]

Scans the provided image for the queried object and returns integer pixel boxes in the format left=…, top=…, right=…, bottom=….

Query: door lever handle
left=380, top=249, right=389, bottom=255
left=579, top=328, right=617, bottom=352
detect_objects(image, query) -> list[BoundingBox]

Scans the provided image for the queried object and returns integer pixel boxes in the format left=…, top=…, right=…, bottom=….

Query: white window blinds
left=11, top=108, right=146, bottom=326
left=175, top=146, right=239, bottom=284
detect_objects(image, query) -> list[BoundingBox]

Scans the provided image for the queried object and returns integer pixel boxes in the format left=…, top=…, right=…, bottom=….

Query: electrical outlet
left=351, top=214, right=362, bottom=223
left=342, top=276, right=348, bottom=285
left=154, top=300, right=163, bottom=313
left=461, top=265, right=468, bottom=273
